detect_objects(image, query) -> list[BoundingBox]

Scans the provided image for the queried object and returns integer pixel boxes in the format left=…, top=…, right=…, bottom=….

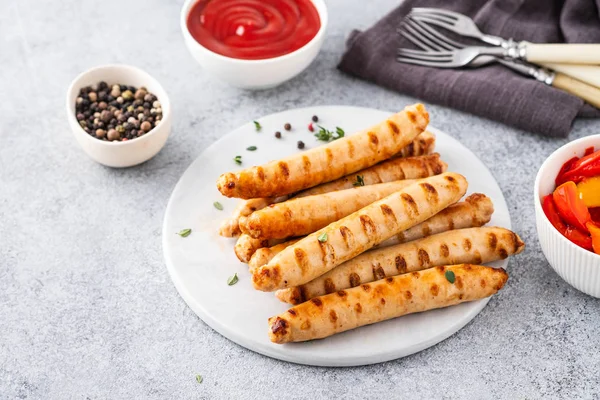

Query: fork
left=410, top=7, right=600, bottom=65
left=397, top=18, right=600, bottom=109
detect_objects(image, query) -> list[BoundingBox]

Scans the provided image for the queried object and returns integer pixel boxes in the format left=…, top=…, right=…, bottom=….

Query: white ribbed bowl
left=534, top=135, right=600, bottom=297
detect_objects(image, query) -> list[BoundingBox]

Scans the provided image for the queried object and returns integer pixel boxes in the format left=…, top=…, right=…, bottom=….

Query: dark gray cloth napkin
left=338, top=0, right=600, bottom=137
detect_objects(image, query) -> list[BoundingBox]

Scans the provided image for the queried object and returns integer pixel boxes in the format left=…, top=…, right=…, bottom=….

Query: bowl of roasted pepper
left=535, top=135, right=600, bottom=297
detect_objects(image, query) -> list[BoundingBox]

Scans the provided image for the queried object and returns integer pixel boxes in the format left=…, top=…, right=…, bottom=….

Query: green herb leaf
left=352, top=175, right=365, bottom=187
left=314, top=125, right=345, bottom=142
left=177, top=228, right=192, bottom=238
left=445, top=270, right=456, bottom=284
left=246, top=146, right=257, bottom=151
left=234, top=155, right=242, bottom=165
left=318, top=233, right=328, bottom=242
left=227, top=273, right=239, bottom=286
left=213, top=201, right=223, bottom=211
left=253, top=121, right=261, bottom=131
left=196, top=375, right=203, bottom=384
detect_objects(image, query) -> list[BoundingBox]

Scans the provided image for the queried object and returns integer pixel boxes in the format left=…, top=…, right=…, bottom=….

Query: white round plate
left=163, top=106, right=511, bottom=367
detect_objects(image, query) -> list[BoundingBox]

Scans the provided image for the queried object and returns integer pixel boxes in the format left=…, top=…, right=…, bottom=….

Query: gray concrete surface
left=1, top=0, right=600, bottom=398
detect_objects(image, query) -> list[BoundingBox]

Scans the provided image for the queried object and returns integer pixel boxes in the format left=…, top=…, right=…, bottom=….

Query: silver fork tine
left=397, top=50, right=453, bottom=61
left=397, top=48, right=452, bottom=57
left=411, top=7, right=460, bottom=21
left=396, top=57, right=456, bottom=68
left=399, top=21, right=447, bottom=51
left=409, top=15, right=457, bottom=31
left=406, top=18, right=466, bottom=50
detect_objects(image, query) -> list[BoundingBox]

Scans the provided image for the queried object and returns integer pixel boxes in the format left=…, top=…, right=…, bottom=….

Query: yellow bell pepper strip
left=577, top=176, right=600, bottom=208
left=586, top=221, right=600, bottom=255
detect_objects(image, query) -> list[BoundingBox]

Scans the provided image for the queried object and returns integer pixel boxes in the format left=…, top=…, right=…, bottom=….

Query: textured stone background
left=1, top=0, right=599, bottom=399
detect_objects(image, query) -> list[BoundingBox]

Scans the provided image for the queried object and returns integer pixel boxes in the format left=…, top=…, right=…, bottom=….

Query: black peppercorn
left=284, top=123, right=291, bottom=131
left=275, top=131, right=281, bottom=138
left=98, top=81, right=108, bottom=91
left=312, top=115, right=318, bottom=122
left=297, top=141, right=305, bottom=149
left=76, top=113, right=85, bottom=121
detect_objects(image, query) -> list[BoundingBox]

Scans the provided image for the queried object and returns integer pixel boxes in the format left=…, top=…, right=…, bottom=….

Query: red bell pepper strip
left=553, top=182, right=591, bottom=232
left=590, top=207, right=600, bottom=224
left=586, top=221, right=600, bottom=255
left=565, top=227, right=594, bottom=251
left=543, top=195, right=593, bottom=250
left=555, top=156, right=580, bottom=186
left=556, top=150, right=600, bottom=185
left=584, top=146, right=595, bottom=157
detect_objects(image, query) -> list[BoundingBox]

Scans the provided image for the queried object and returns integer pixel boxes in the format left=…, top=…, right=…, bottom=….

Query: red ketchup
left=187, top=0, right=321, bottom=60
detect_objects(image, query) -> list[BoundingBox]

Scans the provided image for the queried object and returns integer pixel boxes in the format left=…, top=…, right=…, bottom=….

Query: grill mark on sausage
left=302, top=155, right=311, bottom=174
left=271, top=317, right=288, bottom=335
left=436, top=266, right=446, bottom=274
left=372, top=263, right=386, bottom=280
left=387, top=120, right=400, bottom=134
left=455, top=276, right=464, bottom=289
left=445, top=175, right=457, bottom=183
left=395, top=255, right=407, bottom=273
left=325, top=148, right=334, bottom=168
left=395, top=231, right=406, bottom=243
left=337, top=290, right=347, bottom=298
left=311, top=298, right=323, bottom=307
left=440, top=244, right=450, bottom=257
left=324, top=278, right=336, bottom=294
left=480, top=278, right=487, bottom=288
left=256, top=166, right=265, bottom=181
left=339, top=226, right=354, bottom=249
left=418, top=249, right=430, bottom=267
left=283, top=207, right=293, bottom=221
left=368, top=131, right=379, bottom=146
left=347, top=140, right=355, bottom=159
left=278, top=162, right=290, bottom=179
left=430, top=284, right=439, bottom=296
left=385, top=277, right=394, bottom=284
left=447, top=215, right=455, bottom=230
left=420, top=183, right=439, bottom=205
left=226, top=182, right=235, bottom=189
left=361, top=284, right=371, bottom=292
left=405, top=290, right=413, bottom=300
left=294, top=248, right=309, bottom=275
left=401, top=193, right=419, bottom=217
left=300, top=320, right=311, bottom=330
left=405, top=142, right=415, bottom=156
left=488, top=232, right=498, bottom=250
left=329, top=310, right=338, bottom=323
left=498, top=247, right=509, bottom=259
left=380, top=204, right=397, bottom=223
left=422, top=223, right=431, bottom=237
left=463, top=238, right=472, bottom=252
left=359, top=215, right=377, bottom=236
left=380, top=298, right=386, bottom=305
left=349, top=272, right=361, bottom=287
left=411, top=272, right=420, bottom=279
left=287, top=309, right=297, bottom=317
left=298, top=286, right=308, bottom=304
left=405, top=110, right=417, bottom=124
left=354, top=303, right=362, bottom=313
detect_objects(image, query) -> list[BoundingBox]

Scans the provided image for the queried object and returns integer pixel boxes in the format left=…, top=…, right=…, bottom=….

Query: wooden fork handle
left=552, top=73, right=600, bottom=109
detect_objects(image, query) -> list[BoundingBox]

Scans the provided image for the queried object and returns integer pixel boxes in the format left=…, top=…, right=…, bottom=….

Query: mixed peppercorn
left=75, top=81, right=163, bottom=142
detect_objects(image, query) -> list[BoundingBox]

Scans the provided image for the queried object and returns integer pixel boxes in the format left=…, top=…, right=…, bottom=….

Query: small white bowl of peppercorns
left=67, top=64, right=171, bottom=168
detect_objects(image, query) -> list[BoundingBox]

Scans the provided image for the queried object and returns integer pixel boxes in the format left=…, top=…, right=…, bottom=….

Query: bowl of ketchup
left=535, top=134, right=600, bottom=298
left=181, top=0, right=327, bottom=89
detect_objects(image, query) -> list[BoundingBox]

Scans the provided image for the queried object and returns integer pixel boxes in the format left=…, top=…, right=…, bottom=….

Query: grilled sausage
left=234, top=234, right=284, bottom=263
left=377, top=192, right=494, bottom=247
left=219, top=198, right=277, bottom=237
left=249, top=238, right=303, bottom=270
left=240, top=179, right=419, bottom=239
left=276, top=227, right=523, bottom=304
left=295, top=153, right=446, bottom=198
left=395, top=130, right=436, bottom=158
left=268, top=264, right=508, bottom=343
left=216, top=104, right=429, bottom=199
left=252, top=173, right=468, bottom=291
left=245, top=193, right=494, bottom=267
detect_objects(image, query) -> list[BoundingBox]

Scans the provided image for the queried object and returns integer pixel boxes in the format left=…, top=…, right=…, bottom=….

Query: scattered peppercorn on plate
left=163, top=105, right=523, bottom=366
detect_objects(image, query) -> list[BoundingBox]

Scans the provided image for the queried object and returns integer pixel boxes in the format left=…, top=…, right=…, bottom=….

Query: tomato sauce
left=187, top=0, right=321, bottom=60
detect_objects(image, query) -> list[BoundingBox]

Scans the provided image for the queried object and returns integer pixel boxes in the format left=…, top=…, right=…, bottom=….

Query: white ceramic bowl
left=534, top=134, right=600, bottom=297
left=66, top=65, right=172, bottom=168
left=180, top=0, right=328, bottom=90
